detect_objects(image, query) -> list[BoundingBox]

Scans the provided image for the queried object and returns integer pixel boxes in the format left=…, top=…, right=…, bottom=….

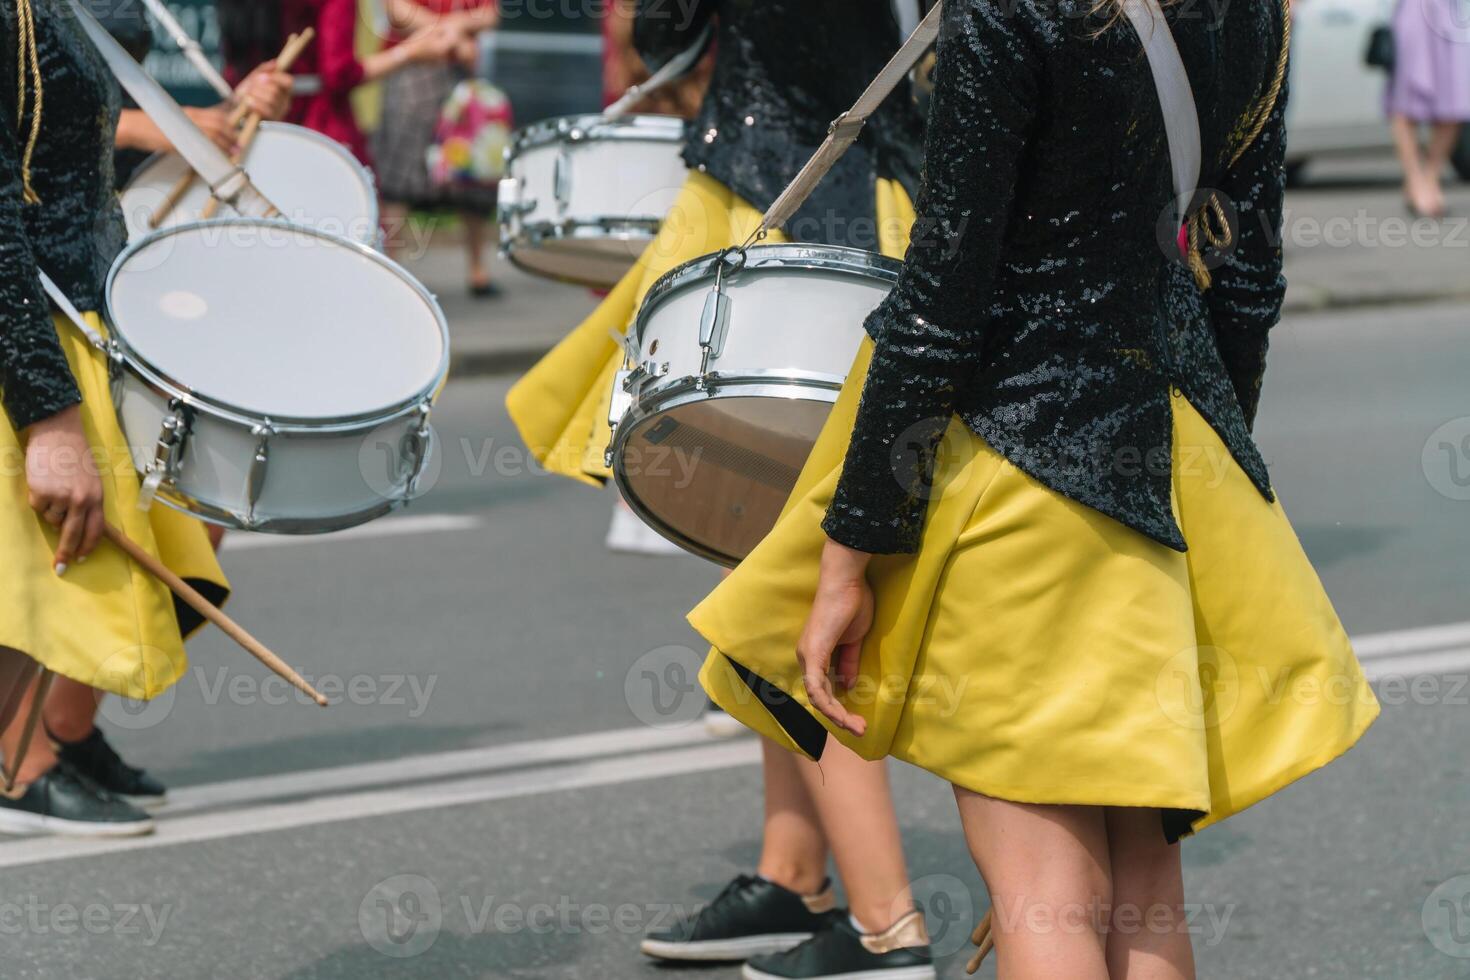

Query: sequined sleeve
left=1206, top=75, right=1290, bottom=431
left=632, top=0, right=716, bottom=73
left=0, top=83, right=80, bottom=432
left=822, top=0, right=1042, bottom=555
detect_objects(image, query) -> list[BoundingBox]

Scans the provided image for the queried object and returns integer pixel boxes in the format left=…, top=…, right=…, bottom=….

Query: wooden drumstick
left=201, top=28, right=315, bottom=220
left=103, top=523, right=329, bottom=707
left=965, top=908, right=995, bottom=975
left=153, top=29, right=315, bottom=228
left=2, top=667, right=54, bottom=793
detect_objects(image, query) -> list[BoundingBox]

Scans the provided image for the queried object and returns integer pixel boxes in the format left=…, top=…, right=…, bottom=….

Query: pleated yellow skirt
left=692, top=341, right=1380, bottom=835
left=0, top=314, right=229, bottom=700
left=505, top=172, right=917, bottom=484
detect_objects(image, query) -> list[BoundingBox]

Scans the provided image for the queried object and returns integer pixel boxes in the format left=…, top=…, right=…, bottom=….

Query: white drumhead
left=107, top=222, right=447, bottom=421
left=120, top=123, right=379, bottom=244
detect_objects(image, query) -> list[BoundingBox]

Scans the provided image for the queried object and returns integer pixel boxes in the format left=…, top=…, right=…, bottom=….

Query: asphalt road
left=1, top=301, right=1468, bottom=979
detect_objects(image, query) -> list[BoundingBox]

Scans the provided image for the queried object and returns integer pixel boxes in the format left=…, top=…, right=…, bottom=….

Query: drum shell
left=119, top=122, right=381, bottom=247
left=499, top=114, right=688, bottom=287
left=609, top=245, right=900, bottom=565
left=112, top=362, right=432, bottom=533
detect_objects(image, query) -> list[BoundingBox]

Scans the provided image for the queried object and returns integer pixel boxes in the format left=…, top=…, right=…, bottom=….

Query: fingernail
left=54, top=562, right=68, bottom=577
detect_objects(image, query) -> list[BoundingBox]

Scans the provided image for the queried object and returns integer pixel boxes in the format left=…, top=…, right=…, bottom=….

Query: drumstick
left=2, top=667, right=54, bottom=793
left=102, top=523, right=329, bottom=707
left=965, top=908, right=994, bottom=975
left=152, top=29, right=315, bottom=228
left=201, top=29, right=315, bottom=220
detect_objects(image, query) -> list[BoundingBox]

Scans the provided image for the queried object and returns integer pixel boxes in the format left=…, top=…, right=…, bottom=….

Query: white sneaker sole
left=703, top=710, right=748, bottom=739
left=0, top=810, right=155, bottom=838
left=640, top=932, right=813, bottom=962
left=123, top=792, right=167, bottom=811
left=742, top=965, right=937, bottom=980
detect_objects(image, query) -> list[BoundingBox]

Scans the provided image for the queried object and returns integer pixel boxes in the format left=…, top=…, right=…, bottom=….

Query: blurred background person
left=1387, top=0, right=1470, bottom=217
left=601, top=0, right=710, bottom=117
left=217, top=0, right=469, bottom=174
left=373, top=0, right=501, bottom=295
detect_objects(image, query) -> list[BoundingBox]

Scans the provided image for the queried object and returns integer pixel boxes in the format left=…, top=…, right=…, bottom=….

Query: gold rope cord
left=14, top=0, right=44, bottom=203
left=1187, top=0, right=1292, bottom=289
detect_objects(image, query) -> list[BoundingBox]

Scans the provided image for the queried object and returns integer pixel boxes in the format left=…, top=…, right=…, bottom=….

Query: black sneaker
left=0, top=762, right=155, bottom=837
left=53, top=726, right=167, bottom=808
left=743, top=910, right=937, bottom=980
left=641, top=874, right=836, bottom=962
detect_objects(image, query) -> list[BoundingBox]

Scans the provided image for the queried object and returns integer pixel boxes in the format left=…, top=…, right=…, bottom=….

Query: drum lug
left=138, top=402, right=190, bottom=511
left=243, top=422, right=276, bottom=529
left=401, top=404, right=434, bottom=500
left=697, top=248, right=744, bottom=386
left=553, top=150, right=573, bottom=210
left=106, top=342, right=126, bottom=407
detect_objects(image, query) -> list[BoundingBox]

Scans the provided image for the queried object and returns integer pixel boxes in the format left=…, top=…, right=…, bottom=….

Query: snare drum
left=607, top=244, right=900, bottom=566
left=498, top=114, right=688, bottom=288
left=104, top=219, right=449, bottom=533
left=120, top=122, right=381, bottom=246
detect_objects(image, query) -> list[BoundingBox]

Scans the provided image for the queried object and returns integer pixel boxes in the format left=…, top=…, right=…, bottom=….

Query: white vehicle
left=1288, top=0, right=1470, bottom=179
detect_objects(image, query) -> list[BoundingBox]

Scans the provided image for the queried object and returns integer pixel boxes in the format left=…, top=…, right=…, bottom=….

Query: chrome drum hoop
left=507, top=113, right=687, bottom=157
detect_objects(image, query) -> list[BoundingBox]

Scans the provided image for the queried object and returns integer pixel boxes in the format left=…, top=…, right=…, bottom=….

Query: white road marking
left=221, top=514, right=481, bottom=552
left=0, top=740, right=758, bottom=870
left=4, top=621, right=1470, bottom=868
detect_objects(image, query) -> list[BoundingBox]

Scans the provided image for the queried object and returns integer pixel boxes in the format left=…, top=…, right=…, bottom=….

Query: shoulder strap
left=1122, top=0, right=1201, bottom=223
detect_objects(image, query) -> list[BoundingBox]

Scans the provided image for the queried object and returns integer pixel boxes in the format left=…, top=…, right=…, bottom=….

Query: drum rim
left=120, top=122, right=382, bottom=246
left=105, top=218, right=450, bottom=429
left=609, top=374, right=845, bottom=568
left=500, top=217, right=660, bottom=287
left=633, top=243, right=902, bottom=346
left=509, top=112, right=686, bottom=155
left=150, top=476, right=412, bottom=535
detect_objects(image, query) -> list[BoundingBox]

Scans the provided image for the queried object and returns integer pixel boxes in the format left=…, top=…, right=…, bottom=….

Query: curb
left=448, top=287, right=1470, bottom=380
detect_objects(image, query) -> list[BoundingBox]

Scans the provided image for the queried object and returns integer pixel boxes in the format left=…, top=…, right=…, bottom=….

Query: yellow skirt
left=505, top=172, right=918, bottom=484
left=692, top=341, right=1380, bottom=835
left=0, top=314, right=229, bottom=700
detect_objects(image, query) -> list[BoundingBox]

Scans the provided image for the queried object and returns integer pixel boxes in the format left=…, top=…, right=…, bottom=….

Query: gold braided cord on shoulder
left=14, top=0, right=44, bottom=203
left=1187, top=0, right=1291, bottom=290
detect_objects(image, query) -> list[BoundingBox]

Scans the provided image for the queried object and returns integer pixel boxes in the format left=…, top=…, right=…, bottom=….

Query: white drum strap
left=603, top=22, right=715, bottom=120
left=752, top=2, right=943, bottom=242
left=68, top=1, right=280, bottom=219
left=36, top=271, right=107, bottom=351
left=1122, top=0, right=1202, bottom=222
left=139, top=0, right=234, bottom=100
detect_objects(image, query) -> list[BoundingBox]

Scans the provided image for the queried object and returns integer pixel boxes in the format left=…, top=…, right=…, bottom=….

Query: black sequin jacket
left=822, top=0, right=1290, bottom=554
left=634, top=0, right=930, bottom=249
left=1, top=1, right=125, bottom=432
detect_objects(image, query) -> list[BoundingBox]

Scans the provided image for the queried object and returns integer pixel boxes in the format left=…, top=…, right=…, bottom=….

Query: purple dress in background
left=1387, top=0, right=1470, bottom=121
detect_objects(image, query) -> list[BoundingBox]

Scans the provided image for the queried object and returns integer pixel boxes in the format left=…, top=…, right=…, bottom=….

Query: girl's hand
left=796, top=539, right=875, bottom=737
left=184, top=106, right=239, bottom=154
left=23, top=406, right=105, bottom=573
left=235, top=61, right=294, bottom=121
left=403, top=22, right=466, bottom=64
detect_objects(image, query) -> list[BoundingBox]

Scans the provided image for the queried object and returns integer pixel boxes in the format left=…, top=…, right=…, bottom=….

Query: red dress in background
left=281, top=0, right=371, bottom=164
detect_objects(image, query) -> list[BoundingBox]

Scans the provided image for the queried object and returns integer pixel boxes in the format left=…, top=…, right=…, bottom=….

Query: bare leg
left=1392, top=116, right=1438, bottom=217
left=41, top=674, right=101, bottom=743
left=0, top=648, right=39, bottom=734
left=1104, top=808, right=1194, bottom=980
left=380, top=201, right=411, bottom=261
left=757, top=738, right=831, bottom=896
left=953, top=788, right=1112, bottom=979
left=0, top=671, right=60, bottom=786
left=464, top=212, right=493, bottom=292
left=786, top=737, right=917, bottom=932
left=1426, top=122, right=1465, bottom=216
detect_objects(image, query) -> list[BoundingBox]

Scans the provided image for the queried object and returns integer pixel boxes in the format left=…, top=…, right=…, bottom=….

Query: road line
left=1360, top=648, right=1470, bottom=682
left=160, top=725, right=726, bottom=817
left=0, top=740, right=758, bottom=870
left=221, top=514, right=481, bottom=552
left=1351, top=621, right=1470, bottom=660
